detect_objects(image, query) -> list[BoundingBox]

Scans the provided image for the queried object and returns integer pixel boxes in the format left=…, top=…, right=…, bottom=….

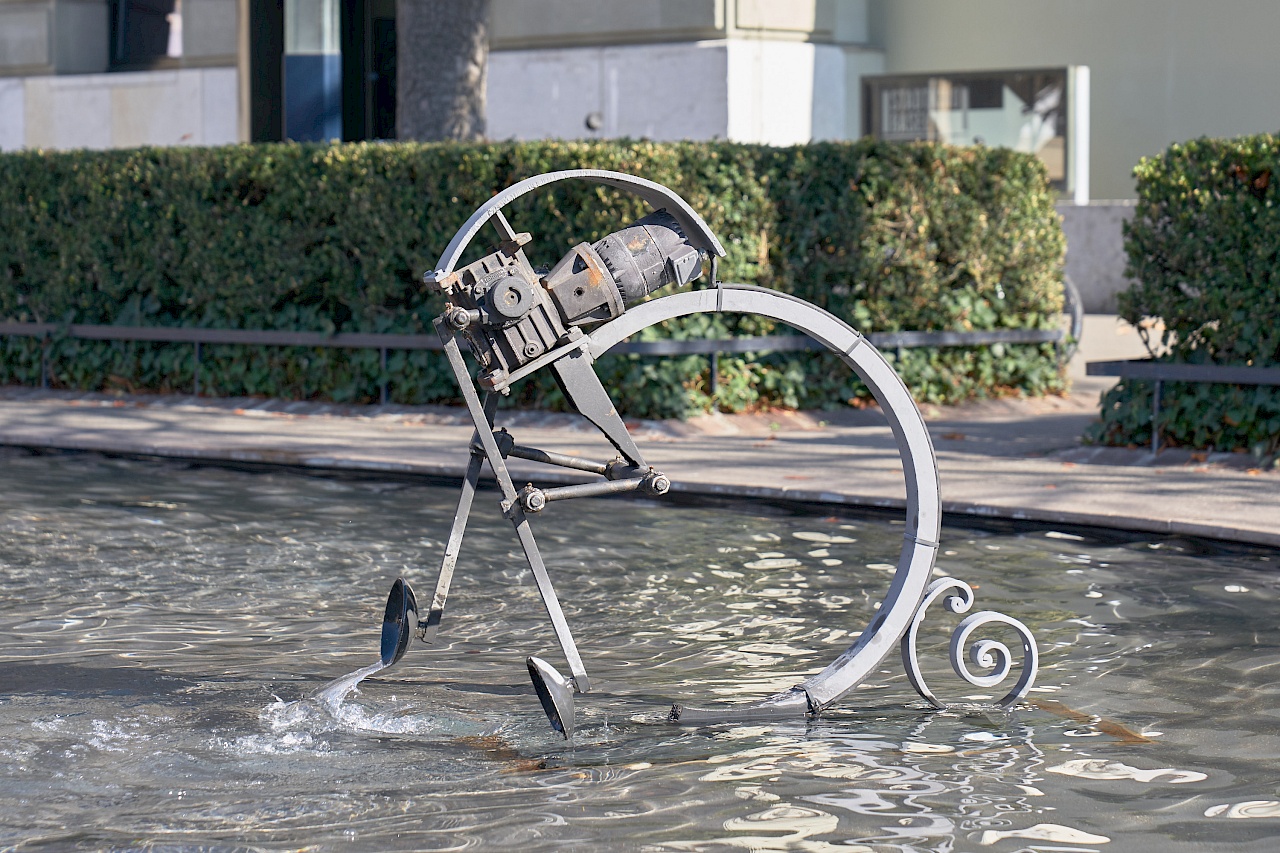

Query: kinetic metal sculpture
left=370, top=171, right=1038, bottom=738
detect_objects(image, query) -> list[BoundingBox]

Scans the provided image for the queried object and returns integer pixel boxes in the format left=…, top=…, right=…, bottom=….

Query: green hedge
left=1088, top=134, right=1280, bottom=454
left=0, top=140, right=1066, bottom=418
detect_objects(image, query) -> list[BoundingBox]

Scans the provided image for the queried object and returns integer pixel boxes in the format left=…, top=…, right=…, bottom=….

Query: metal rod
left=550, top=348, right=648, bottom=468
left=437, top=329, right=519, bottom=502
left=114, top=0, right=127, bottom=62
left=1087, top=358, right=1280, bottom=386
left=1151, top=378, right=1162, bottom=455
left=539, top=477, right=645, bottom=503
left=710, top=351, right=719, bottom=398
left=40, top=335, right=48, bottom=389
left=507, top=444, right=609, bottom=475
left=193, top=341, right=201, bottom=396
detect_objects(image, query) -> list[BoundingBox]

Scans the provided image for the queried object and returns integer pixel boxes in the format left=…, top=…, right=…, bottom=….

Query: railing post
left=709, top=351, right=719, bottom=398
left=379, top=347, right=388, bottom=405
left=193, top=341, right=202, bottom=396
left=1151, top=378, right=1162, bottom=455
left=40, top=334, right=49, bottom=389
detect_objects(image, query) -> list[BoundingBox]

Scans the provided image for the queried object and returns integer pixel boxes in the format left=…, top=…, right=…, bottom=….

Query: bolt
left=523, top=341, right=542, bottom=358
left=647, top=473, right=671, bottom=495
left=446, top=307, right=472, bottom=330
left=522, top=488, right=547, bottom=513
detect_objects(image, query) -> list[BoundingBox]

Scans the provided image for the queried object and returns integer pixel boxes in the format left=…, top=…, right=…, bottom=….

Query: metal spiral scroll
left=902, top=577, right=1039, bottom=709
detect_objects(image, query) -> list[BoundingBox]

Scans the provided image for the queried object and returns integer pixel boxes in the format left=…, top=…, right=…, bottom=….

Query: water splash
left=313, top=660, right=387, bottom=714
left=260, top=659, right=492, bottom=740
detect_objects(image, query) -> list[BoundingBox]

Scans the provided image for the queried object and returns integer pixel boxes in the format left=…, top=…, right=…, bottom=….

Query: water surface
left=1, top=450, right=1278, bottom=851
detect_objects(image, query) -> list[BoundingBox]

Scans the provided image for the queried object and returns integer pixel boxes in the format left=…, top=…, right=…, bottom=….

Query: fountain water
left=1, top=451, right=1277, bottom=850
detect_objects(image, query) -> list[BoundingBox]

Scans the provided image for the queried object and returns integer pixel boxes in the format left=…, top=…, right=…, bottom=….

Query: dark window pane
left=110, top=0, right=177, bottom=67
left=968, top=78, right=1002, bottom=110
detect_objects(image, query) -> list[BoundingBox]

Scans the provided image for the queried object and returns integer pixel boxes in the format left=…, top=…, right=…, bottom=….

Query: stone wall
left=0, top=67, right=239, bottom=150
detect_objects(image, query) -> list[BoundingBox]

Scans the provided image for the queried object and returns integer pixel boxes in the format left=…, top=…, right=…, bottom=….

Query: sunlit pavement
left=0, top=373, right=1273, bottom=547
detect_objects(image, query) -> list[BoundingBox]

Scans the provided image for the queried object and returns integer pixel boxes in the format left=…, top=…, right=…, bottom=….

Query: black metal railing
left=1087, top=358, right=1280, bottom=453
left=0, top=321, right=1067, bottom=405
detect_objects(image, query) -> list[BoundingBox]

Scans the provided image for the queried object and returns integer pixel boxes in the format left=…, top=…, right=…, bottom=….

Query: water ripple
left=1, top=450, right=1279, bottom=851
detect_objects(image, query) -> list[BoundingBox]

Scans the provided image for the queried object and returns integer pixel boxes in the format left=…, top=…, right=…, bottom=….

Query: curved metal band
left=432, top=169, right=727, bottom=279
left=586, top=283, right=942, bottom=712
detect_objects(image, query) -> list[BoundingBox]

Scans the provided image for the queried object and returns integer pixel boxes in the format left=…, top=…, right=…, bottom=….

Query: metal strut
left=419, top=392, right=498, bottom=642
left=434, top=320, right=593, bottom=693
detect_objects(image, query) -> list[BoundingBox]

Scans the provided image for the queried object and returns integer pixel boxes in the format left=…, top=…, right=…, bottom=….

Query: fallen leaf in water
left=1029, top=698, right=1153, bottom=744
left=940, top=432, right=966, bottom=440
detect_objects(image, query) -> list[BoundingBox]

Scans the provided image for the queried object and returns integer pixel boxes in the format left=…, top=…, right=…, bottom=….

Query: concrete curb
left=0, top=386, right=1274, bottom=550
left=4, top=431, right=1275, bottom=549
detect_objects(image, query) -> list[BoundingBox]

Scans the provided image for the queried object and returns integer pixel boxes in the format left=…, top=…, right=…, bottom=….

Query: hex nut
left=447, top=307, right=472, bottom=329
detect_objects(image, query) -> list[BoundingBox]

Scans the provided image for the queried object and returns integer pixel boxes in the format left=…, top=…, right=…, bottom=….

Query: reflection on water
left=1, top=449, right=1279, bottom=850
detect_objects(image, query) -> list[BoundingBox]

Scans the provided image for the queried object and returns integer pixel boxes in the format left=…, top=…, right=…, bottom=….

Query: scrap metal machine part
left=372, top=170, right=1038, bottom=739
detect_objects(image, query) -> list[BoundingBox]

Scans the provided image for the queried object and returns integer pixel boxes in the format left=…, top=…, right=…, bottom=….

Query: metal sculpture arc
left=362, top=170, right=1037, bottom=737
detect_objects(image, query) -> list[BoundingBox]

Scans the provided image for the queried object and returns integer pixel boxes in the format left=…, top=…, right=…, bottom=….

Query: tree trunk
left=395, top=0, right=490, bottom=141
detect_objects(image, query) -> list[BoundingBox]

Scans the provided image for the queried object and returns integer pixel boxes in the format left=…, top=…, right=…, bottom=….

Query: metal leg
left=437, top=324, right=592, bottom=692
left=419, top=394, right=497, bottom=641
left=509, top=511, right=590, bottom=691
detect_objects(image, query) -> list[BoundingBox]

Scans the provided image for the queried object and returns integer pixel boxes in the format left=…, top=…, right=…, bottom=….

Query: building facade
left=0, top=0, right=240, bottom=149
left=3, top=0, right=1277, bottom=204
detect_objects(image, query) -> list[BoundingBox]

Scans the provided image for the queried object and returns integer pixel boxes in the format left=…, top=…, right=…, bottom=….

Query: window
left=109, top=0, right=182, bottom=68
left=864, top=69, right=1071, bottom=189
